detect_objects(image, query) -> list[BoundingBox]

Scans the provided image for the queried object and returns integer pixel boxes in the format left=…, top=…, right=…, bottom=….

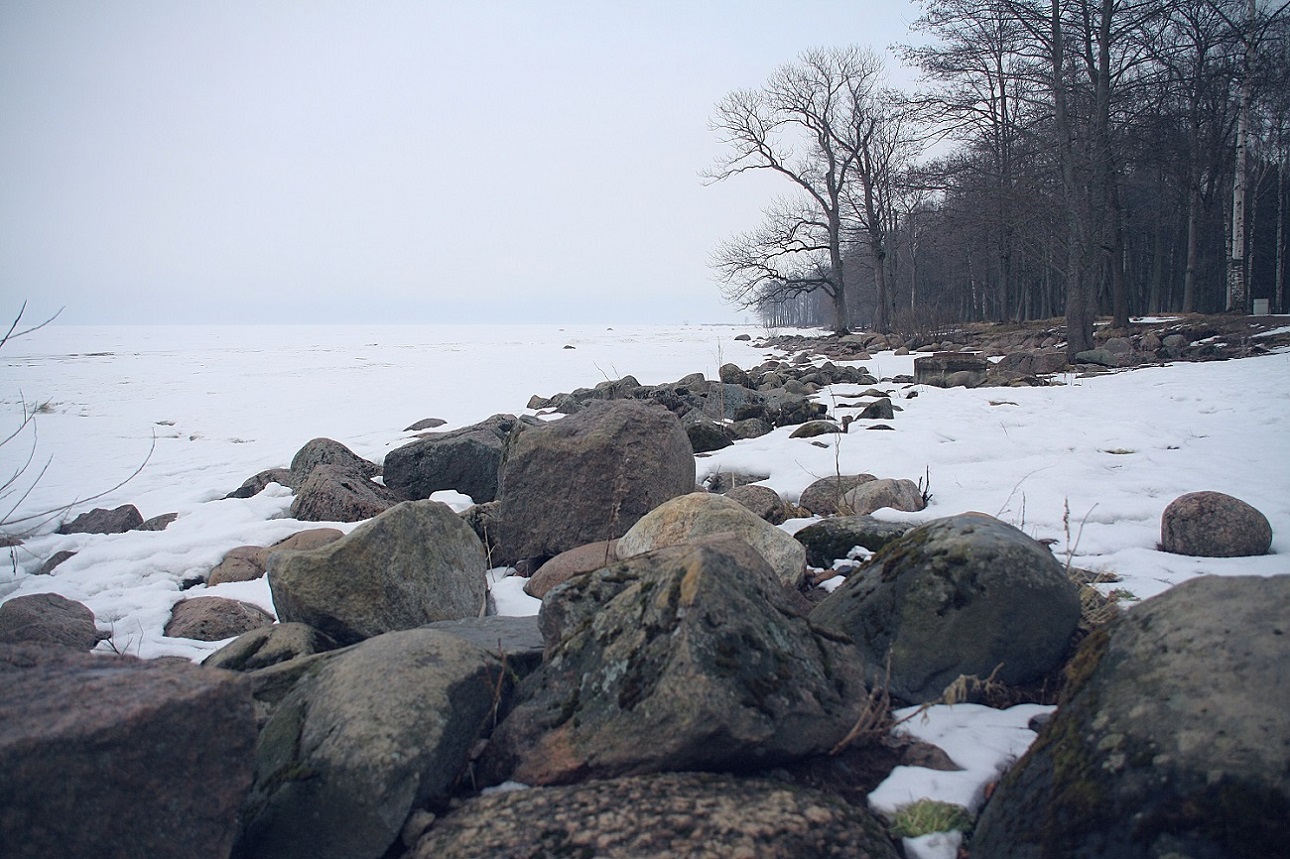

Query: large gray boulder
left=407, top=771, right=899, bottom=859
left=793, top=516, right=912, bottom=568
left=616, top=492, right=807, bottom=589
left=0, top=593, right=102, bottom=650
left=1, top=645, right=255, bottom=859
left=811, top=513, right=1081, bottom=703
left=972, top=575, right=1290, bottom=858
left=1160, top=490, right=1273, bottom=557
left=495, top=400, right=695, bottom=564
left=840, top=477, right=926, bottom=516
left=479, top=537, right=868, bottom=786
left=799, top=474, right=876, bottom=516
left=289, top=464, right=404, bottom=523
left=234, top=629, right=512, bottom=859
left=269, top=500, right=487, bottom=645
left=289, top=437, right=380, bottom=483
left=383, top=413, right=530, bottom=504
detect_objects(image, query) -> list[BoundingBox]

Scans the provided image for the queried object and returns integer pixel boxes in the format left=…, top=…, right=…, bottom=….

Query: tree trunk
left=1227, top=0, right=1256, bottom=314
left=1277, top=157, right=1286, bottom=313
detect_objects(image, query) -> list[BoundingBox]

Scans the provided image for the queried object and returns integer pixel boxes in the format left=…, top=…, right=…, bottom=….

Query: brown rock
left=1160, top=491, right=1273, bottom=557
left=0, top=593, right=102, bottom=650
left=56, top=504, right=144, bottom=535
left=164, top=596, right=275, bottom=641
left=524, top=539, right=618, bottom=599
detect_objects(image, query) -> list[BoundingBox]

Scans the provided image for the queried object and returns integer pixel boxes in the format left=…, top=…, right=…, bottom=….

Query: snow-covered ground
left=3, top=322, right=1287, bottom=855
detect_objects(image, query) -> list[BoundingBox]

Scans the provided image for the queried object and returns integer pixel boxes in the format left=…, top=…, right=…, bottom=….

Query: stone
left=718, top=362, right=751, bottom=387
left=704, top=470, right=771, bottom=494
left=811, top=514, right=1082, bottom=704
left=1074, top=347, right=1118, bottom=367
left=790, top=419, right=843, bottom=438
left=734, top=332, right=752, bottom=340
left=728, top=417, right=773, bottom=439
left=209, top=529, right=346, bottom=585
left=235, top=629, right=512, bottom=859
left=799, top=474, right=877, bottom=516
left=496, top=400, right=695, bottom=565
left=137, top=512, right=178, bottom=531
left=913, top=353, right=988, bottom=388
left=33, top=550, right=76, bottom=576
left=55, top=504, right=143, bottom=535
left=616, top=492, right=807, bottom=589
left=226, top=468, right=296, bottom=499
left=1160, top=490, right=1272, bottom=557
left=383, top=413, right=529, bottom=504
left=524, top=539, right=618, bottom=599
left=479, top=538, right=868, bottom=786
left=685, top=417, right=735, bottom=453
left=269, top=500, right=487, bottom=645
left=403, top=417, right=446, bottom=431
left=289, top=463, right=404, bottom=523
left=408, top=771, right=899, bottom=859
left=203, top=622, right=341, bottom=672
left=725, top=483, right=790, bottom=525
left=972, top=575, right=1290, bottom=859
left=0, top=593, right=102, bottom=650
left=793, top=516, right=913, bottom=568
left=0, top=645, right=255, bottom=859
left=288, top=437, right=380, bottom=483
left=856, top=397, right=895, bottom=420
left=840, top=477, right=926, bottom=516
left=164, top=596, right=276, bottom=641
left=422, top=614, right=545, bottom=678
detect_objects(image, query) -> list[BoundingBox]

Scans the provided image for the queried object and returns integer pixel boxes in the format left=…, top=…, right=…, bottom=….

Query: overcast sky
left=1, top=1, right=921, bottom=326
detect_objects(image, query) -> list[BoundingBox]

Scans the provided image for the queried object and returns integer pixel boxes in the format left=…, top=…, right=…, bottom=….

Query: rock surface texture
left=811, top=513, right=1081, bottom=703
left=480, top=537, right=867, bottom=786
left=269, top=500, right=487, bottom=644
left=616, top=492, right=808, bottom=589
left=0, top=593, right=102, bottom=650
left=1160, top=490, right=1273, bottom=557
left=496, top=400, right=695, bottom=564
left=164, top=596, right=275, bottom=641
left=382, top=413, right=531, bottom=503
left=972, top=575, right=1290, bottom=858
left=235, top=629, right=512, bottom=859
left=406, top=771, right=899, bottom=859
left=0, top=645, right=255, bottom=859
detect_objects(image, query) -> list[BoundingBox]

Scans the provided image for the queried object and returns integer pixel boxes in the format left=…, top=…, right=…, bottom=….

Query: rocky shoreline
left=1, top=317, right=1286, bottom=859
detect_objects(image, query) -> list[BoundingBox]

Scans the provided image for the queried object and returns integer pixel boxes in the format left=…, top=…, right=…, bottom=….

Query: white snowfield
left=3, top=322, right=1287, bottom=855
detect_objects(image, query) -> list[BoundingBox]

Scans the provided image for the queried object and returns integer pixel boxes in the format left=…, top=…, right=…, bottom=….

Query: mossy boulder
left=971, top=575, right=1290, bottom=858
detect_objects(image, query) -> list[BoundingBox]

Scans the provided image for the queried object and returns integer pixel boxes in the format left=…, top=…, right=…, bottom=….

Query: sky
left=0, top=1, right=924, bottom=326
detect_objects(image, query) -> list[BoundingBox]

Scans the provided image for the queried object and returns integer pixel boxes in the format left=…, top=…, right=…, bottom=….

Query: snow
left=3, top=321, right=1288, bottom=839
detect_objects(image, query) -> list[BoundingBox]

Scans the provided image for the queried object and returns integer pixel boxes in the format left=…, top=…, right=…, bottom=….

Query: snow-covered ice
left=3, top=321, right=1287, bottom=838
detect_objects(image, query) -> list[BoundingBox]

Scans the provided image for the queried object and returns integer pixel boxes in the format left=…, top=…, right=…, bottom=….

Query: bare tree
left=707, top=46, right=896, bottom=335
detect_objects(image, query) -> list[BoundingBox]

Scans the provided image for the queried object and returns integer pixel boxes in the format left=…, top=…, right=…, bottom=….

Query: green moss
left=888, top=800, right=974, bottom=838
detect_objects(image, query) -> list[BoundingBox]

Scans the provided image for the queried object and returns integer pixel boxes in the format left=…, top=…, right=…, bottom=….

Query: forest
left=708, top=0, right=1290, bottom=353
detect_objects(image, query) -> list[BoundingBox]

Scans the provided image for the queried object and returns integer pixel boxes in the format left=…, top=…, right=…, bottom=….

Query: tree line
left=708, top=0, right=1289, bottom=356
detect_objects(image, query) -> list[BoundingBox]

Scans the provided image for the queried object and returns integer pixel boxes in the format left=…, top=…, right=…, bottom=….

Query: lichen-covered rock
left=407, top=771, right=899, bottom=859
left=616, top=492, right=807, bottom=589
left=1160, top=490, right=1272, bottom=557
left=480, top=537, right=867, bottom=786
left=799, top=474, right=876, bottom=516
left=972, top=575, right=1290, bottom=859
left=234, top=629, right=512, bottom=859
left=496, top=400, right=695, bottom=564
left=811, top=514, right=1081, bottom=704
left=793, top=516, right=912, bottom=568
left=1, top=645, right=255, bottom=859
left=269, top=500, right=487, bottom=645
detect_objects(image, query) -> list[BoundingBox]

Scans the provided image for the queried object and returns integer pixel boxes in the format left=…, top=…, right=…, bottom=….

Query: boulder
left=790, top=419, right=843, bottom=439
left=289, top=463, right=404, bottom=523
left=226, top=467, right=296, bottom=499
left=1160, top=490, right=1273, bottom=557
left=718, top=362, right=752, bottom=387
left=685, top=417, right=735, bottom=453
left=403, top=417, right=446, bottom=431
left=0, top=645, right=255, bottom=859
left=811, top=514, right=1081, bottom=704
left=164, top=597, right=276, bottom=641
left=269, top=500, right=487, bottom=645
left=479, top=538, right=868, bottom=786
left=799, top=474, right=877, bottom=516
left=383, top=413, right=529, bottom=504
left=524, top=539, right=618, bottom=599
left=0, top=593, right=102, bottom=650
left=725, top=483, right=790, bottom=525
left=972, top=575, right=1290, bottom=859
left=422, top=615, right=546, bottom=679
left=288, top=437, right=379, bottom=483
left=840, top=477, right=926, bottom=516
left=33, top=550, right=76, bottom=576
left=203, top=622, right=341, bottom=672
left=137, top=512, right=178, bottom=531
left=496, top=400, right=695, bottom=565
left=856, top=397, right=895, bottom=420
left=913, top=353, right=989, bottom=388
left=56, top=504, right=143, bottom=535
left=207, top=529, right=345, bottom=586
left=616, top=492, right=807, bottom=589
left=793, top=516, right=913, bottom=568
left=704, top=470, right=771, bottom=494
left=407, top=771, right=898, bottom=859
left=729, top=417, right=773, bottom=439
left=235, top=629, right=513, bottom=859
